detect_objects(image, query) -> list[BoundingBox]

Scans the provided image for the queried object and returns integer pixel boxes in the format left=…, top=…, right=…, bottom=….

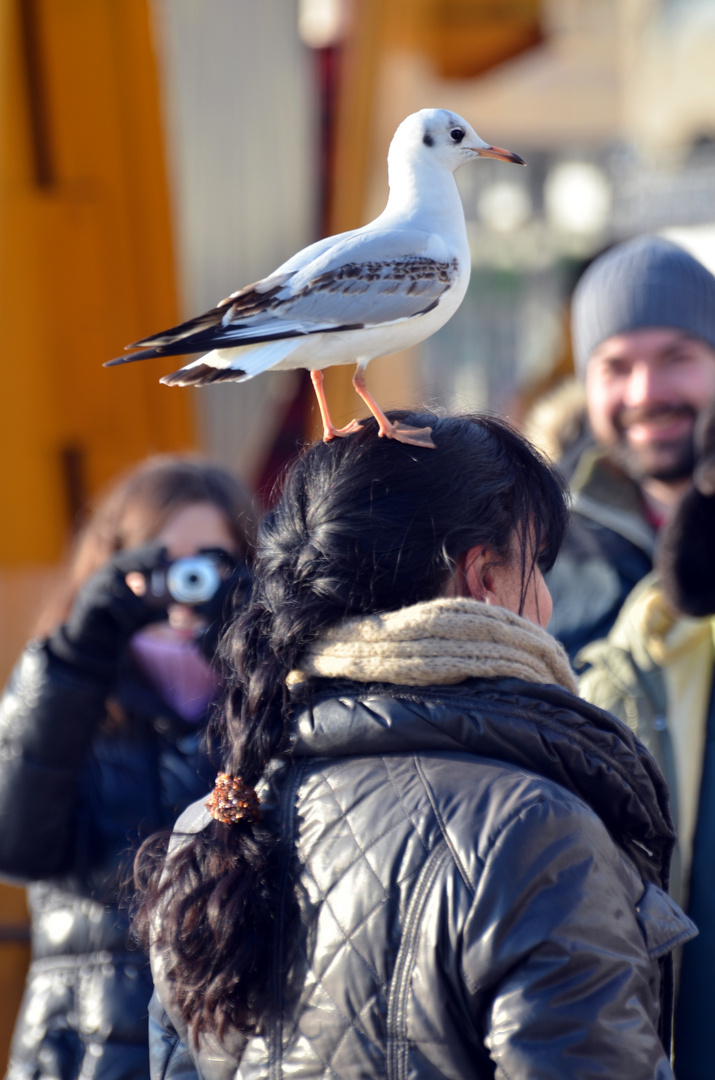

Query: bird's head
left=390, top=109, right=525, bottom=174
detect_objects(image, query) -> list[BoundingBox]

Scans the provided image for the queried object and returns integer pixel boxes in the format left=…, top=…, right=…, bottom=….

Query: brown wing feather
left=128, top=279, right=287, bottom=350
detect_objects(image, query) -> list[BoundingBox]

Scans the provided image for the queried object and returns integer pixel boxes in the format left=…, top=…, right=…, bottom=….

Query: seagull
left=106, top=108, right=524, bottom=448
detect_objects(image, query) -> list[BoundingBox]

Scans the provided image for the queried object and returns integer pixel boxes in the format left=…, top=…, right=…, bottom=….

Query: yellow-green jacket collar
left=571, top=448, right=656, bottom=558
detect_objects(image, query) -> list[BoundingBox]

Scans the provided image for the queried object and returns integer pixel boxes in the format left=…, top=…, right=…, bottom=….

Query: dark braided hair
left=133, top=410, right=568, bottom=1044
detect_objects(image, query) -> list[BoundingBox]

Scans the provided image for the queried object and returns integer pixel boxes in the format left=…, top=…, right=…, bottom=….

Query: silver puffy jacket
left=150, top=677, right=694, bottom=1080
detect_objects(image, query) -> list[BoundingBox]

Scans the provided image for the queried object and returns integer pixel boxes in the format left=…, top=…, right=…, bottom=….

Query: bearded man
left=547, top=235, right=715, bottom=659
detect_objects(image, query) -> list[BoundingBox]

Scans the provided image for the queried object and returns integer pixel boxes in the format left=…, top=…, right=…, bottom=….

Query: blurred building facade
left=345, top=0, right=715, bottom=419
left=151, top=0, right=318, bottom=484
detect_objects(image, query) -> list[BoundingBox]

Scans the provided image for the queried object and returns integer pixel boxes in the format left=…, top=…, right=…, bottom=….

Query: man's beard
left=609, top=404, right=697, bottom=483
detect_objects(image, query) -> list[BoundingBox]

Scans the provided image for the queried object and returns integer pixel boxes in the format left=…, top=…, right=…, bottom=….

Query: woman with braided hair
left=136, top=411, right=692, bottom=1080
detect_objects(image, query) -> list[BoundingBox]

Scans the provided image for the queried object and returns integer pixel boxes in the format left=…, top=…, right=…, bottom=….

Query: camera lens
left=166, top=556, right=221, bottom=605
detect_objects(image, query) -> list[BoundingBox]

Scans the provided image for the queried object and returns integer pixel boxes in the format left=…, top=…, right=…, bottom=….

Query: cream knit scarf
left=288, top=597, right=577, bottom=694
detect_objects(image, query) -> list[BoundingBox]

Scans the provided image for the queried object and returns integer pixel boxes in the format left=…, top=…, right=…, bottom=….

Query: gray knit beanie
left=571, top=235, right=715, bottom=377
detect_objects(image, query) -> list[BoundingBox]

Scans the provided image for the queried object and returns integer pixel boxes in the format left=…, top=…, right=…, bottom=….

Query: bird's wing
left=261, top=224, right=461, bottom=327
left=105, top=229, right=459, bottom=366
left=286, top=223, right=432, bottom=271
left=272, top=252, right=459, bottom=328
left=116, top=272, right=294, bottom=350
left=269, top=226, right=359, bottom=275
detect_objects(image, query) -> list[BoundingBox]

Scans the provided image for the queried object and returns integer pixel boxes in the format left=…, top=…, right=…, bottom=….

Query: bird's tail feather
left=161, top=364, right=246, bottom=386
left=160, top=339, right=304, bottom=386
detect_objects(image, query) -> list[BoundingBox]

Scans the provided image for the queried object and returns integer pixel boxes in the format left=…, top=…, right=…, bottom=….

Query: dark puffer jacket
left=150, top=677, right=694, bottom=1080
left=0, top=642, right=216, bottom=1080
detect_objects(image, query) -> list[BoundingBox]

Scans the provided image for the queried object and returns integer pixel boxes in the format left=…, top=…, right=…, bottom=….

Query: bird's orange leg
left=352, top=365, right=435, bottom=449
left=310, top=370, right=362, bottom=441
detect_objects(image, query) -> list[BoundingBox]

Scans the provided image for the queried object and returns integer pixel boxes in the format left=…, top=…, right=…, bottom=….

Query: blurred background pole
left=308, top=0, right=387, bottom=438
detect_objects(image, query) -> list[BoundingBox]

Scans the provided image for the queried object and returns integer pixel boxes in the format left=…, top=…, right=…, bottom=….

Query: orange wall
left=0, top=0, right=195, bottom=568
left=0, top=0, right=195, bottom=1064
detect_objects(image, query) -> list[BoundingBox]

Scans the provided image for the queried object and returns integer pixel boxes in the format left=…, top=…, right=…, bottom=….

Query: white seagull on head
left=107, top=108, right=524, bottom=448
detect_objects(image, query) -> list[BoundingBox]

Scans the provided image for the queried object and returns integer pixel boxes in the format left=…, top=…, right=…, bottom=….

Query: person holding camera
left=0, top=455, right=254, bottom=1080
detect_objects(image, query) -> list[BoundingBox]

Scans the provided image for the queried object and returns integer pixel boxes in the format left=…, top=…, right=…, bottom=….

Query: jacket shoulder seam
left=413, top=755, right=475, bottom=894
left=382, top=755, right=430, bottom=855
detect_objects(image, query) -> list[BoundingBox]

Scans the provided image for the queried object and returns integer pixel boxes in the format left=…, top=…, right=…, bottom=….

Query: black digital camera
left=143, top=552, right=233, bottom=607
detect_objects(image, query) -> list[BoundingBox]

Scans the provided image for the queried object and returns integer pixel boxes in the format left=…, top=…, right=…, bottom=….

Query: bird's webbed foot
left=322, top=418, right=364, bottom=441
left=379, top=420, right=436, bottom=449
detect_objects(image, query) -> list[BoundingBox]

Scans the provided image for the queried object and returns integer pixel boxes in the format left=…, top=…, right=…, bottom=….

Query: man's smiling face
left=585, top=327, right=715, bottom=483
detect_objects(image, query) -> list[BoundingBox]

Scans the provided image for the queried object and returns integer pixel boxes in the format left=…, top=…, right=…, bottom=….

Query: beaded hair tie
left=206, top=772, right=260, bottom=825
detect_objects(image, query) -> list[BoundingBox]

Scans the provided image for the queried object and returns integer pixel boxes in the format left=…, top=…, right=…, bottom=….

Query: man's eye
left=602, top=361, right=632, bottom=378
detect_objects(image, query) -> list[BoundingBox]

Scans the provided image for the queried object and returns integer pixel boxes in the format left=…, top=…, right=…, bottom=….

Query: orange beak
left=473, top=144, right=526, bottom=166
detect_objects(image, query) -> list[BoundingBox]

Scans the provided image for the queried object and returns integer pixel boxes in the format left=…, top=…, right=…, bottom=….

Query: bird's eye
left=450, top=128, right=465, bottom=143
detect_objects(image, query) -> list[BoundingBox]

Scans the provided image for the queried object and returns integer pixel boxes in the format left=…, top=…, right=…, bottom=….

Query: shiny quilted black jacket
left=150, top=677, right=694, bottom=1080
left=0, top=642, right=216, bottom=1080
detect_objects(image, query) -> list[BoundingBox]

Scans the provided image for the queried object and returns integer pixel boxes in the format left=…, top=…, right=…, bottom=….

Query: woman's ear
left=459, top=546, right=502, bottom=605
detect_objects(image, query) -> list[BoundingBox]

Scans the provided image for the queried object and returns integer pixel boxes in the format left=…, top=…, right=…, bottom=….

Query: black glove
left=48, top=544, right=169, bottom=681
